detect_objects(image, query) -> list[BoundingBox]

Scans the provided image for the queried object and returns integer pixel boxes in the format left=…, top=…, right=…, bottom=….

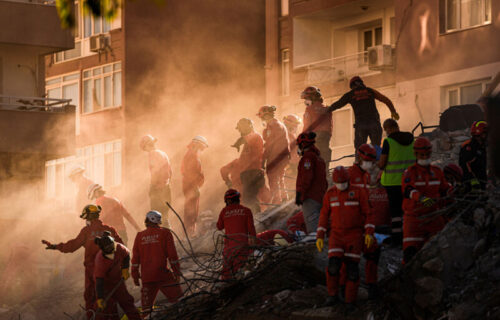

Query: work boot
left=323, top=295, right=339, bottom=307
left=338, top=285, right=346, bottom=302
left=367, top=284, right=379, bottom=300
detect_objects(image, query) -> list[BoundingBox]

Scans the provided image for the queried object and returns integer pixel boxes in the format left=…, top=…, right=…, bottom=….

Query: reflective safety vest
left=381, top=137, right=415, bottom=186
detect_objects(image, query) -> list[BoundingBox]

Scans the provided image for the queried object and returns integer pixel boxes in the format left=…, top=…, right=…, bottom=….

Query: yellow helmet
left=80, top=204, right=102, bottom=220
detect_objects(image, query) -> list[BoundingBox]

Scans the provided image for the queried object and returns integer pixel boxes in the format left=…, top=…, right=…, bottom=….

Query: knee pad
left=403, top=246, right=418, bottom=264
left=345, top=260, right=360, bottom=282
left=364, top=248, right=381, bottom=264
left=327, top=257, right=342, bottom=276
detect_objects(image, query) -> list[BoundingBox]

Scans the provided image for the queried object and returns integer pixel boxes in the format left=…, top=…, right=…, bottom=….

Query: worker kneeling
left=316, top=166, right=374, bottom=308
left=94, top=232, right=140, bottom=320
left=217, top=189, right=257, bottom=280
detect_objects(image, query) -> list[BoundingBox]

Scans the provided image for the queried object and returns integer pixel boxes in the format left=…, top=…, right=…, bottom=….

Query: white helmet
left=69, top=166, right=85, bottom=178
left=140, top=134, right=157, bottom=150
left=192, top=135, right=208, bottom=148
left=146, top=210, right=162, bottom=224
left=88, top=183, right=104, bottom=200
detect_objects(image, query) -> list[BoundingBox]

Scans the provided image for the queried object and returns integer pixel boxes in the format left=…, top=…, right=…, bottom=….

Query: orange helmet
left=297, top=131, right=316, bottom=148
left=257, top=105, right=277, bottom=118
left=283, top=114, right=302, bottom=127
left=470, top=121, right=488, bottom=136
left=224, top=189, right=240, bottom=202
left=300, top=86, right=322, bottom=101
left=413, top=137, right=432, bottom=154
left=443, top=163, right=463, bottom=182
left=358, top=144, right=377, bottom=161
left=332, top=166, right=350, bottom=183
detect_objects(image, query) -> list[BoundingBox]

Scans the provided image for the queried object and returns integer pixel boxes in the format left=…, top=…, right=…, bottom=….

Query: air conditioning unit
left=367, top=44, right=393, bottom=70
left=89, top=34, right=109, bottom=52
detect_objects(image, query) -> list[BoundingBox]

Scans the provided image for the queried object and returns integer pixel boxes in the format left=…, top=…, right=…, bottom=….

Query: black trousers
left=240, top=169, right=265, bottom=214
left=383, top=185, right=403, bottom=238
left=354, top=122, right=382, bottom=149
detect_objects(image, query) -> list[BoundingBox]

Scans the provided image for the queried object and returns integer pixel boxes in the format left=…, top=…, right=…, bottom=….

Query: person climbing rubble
left=88, top=183, right=141, bottom=246
left=295, top=131, right=327, bottom=234
left=328, top=76, right=399, bottom=152
left=181, top=135, right=208, bottom=235
left=94, top=231, right=141, bottom=320
left=257, top=105, right=291, bottom=204
left=401, top=137, right=451, bottom=264
left=301, top=86, right=332, bottom=164
left=459, top=121, right=488, bottom=191
left=316, top=166, right=374, bottom=309
left=232, top=118, right=266, bottom=214
left=41, top=205, right=123, bottom=320
left=69, top=166, right=95, bottom=213
left=378, top=118, right=415, bottom=247
left=131, top=210, right=183, bottom=316
left=216, top=189, right=257, bottom=280
left=140, top=134, right=173, bottom=221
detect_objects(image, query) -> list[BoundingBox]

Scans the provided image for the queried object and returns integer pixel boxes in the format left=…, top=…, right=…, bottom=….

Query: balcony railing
left=0, top=95, right=73, bottom=112
left=1, top=0, right=55, bottom=5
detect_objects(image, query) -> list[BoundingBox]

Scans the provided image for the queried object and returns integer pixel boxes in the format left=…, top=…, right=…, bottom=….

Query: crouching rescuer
left=316, top=166, right=374, bottom=307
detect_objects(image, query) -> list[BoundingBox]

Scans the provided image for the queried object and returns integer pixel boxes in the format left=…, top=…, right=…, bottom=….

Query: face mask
left=86, top=220, right=91, bottom=226
left=297, top=148, right=304, bottom=157
left=335, top=182, right=348, bottom=191
left=304, top=99, right=312, bottom=107
left=360, top=161, right=374, bottom=171
left=417, top=159, right=432, bottom=166
left=104, top=252, right=115, bottom=260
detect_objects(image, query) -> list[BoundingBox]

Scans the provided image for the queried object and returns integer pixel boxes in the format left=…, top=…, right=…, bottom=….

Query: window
left=281, top=0, right=289, bottom=16
left=362, top=26, right=382, bottom=63
left=444, top=0, right=491, bottom=32
left=281, top=49, right=290, bottom=96
left=46, top=73, right=80, bottom=134
left=46, top=140, right=122, bottom=203
left=444, top=79, right=490, bottom=107
left=83, top=62, right=122, bottom=113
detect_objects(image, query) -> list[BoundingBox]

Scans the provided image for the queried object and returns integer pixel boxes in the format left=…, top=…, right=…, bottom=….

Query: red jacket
left=181, top=147, right=204, bottom=189
left=303, top=101, right=332, bottom=134
left=296, top=146, right=327, bottom=203
left=131, top=226, right=180, bottom=283
left=239, top=131, right=264, bottom=172
left=94, top=242, right=129, bottom=286
left=349, top=164, right=369, bottom=189
left=317, top=185, right=374, bottom=239
left=402, top=164, right=451, bottom=216
left=287, top=211, right=306, bottom=234
left=256, top=229, right=293, bottom=246
left=55, top=219, right=122, bottom=267
left=217, top=204, right=256, bottom=249
left=263, top=118, right=290, bottom=166
left=96, top=195, right=140, bottom=232
left=220, top=159, right=242, bottom=190
left=368, top=186, right=390, bottom=226
left=149, top=149, right=172, bottom=188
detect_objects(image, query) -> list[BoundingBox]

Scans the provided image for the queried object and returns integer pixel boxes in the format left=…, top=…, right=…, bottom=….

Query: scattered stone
left=414, top=277, right=443, bottom=307
left=422, top=257, right=444, bottom=274
left=473, top=238, right=487, bottom=258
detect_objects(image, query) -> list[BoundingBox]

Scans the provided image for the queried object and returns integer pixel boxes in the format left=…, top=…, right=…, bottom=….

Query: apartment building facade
left=267, top=0, right=499, bottom=166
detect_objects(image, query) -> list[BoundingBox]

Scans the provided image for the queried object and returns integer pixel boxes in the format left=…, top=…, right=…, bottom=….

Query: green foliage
left=56, top=0, right=122, bottom=29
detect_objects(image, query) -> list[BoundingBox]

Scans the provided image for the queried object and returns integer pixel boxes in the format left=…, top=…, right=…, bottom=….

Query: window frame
left=443, top=0, right=491, bottom=34
left=443, top=78, right=490, bottom=109
left=360, top=25, right=383, bottom=64
left=82, top=62, right=122, bottom=114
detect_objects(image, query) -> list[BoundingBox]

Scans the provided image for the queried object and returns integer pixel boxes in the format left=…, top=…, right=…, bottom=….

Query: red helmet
left=349, top=76, right=363, bottom=89
left=297, top=131, right=316, bottom=148
left=413, top=137, right=432, bottom=153
left=300, top=86, right=322, bottom=100
left=283, top=114, right=302, bottom=127
left=443, top=163, right=463, bottom=182
left=470, top=121, right=488, bottom=136
left=332, top=166, right=350, bottom=183
left=358, top=143, right=377, bottom=161
left=224, top=189, right=240, bottom=202
left=257, top=105, right=276, bottom=118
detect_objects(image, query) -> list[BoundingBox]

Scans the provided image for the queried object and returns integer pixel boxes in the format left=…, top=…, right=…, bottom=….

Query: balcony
left=0, top=95, right=75, bottom=155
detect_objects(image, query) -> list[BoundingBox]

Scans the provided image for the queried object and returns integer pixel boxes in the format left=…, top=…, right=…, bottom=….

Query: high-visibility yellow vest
left=381, top=137, right=415, bottom=186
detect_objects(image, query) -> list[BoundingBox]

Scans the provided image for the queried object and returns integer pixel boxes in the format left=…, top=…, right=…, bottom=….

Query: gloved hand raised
left=391, top=112, right=400, bottom=121
left=41, top=240, right=56, bottom=250
left=97, top=298, right=106, bottom=310
left=316, top=238, right=324, bottom=252
left=420, top=196, right=435, bottom=207
left=231, top=136, right=246, bottom=152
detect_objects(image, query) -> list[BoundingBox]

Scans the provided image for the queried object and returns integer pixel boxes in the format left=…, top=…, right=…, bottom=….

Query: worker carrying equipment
left=42, top=205, right=123, bottom=320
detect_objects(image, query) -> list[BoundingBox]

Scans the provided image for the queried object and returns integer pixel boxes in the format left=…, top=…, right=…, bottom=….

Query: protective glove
left=364, top=234, right=375, bottom=249
left=231, top=136, right=245, bottom=152
left=41, top=240, right=57, bottom=250
left=391, top=112, right=400, bottom=121
left=122, top=268, right=130, bottom=280
left=97, top=298, right=106, bottom=310
left=295, top=192, right=303, bottom=206
left=471, top=178, right=481, bottom=191
left=316, top=238, right=324, bottom=252
left=420, top=196, right=435, bottom=207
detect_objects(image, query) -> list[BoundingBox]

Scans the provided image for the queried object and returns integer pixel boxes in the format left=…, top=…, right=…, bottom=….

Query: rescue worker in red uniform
left=301, top=86, right=332, bottom=164
left=216, top=189, right=257, bottom=280
left=42, top=205, right=123, bottom=319
left=459, top=121, right=488, bottom=191
left=132, top=211, right=183, bottom=316
left=402, top=137, right=451, bottom=264
left=283, top=114, right=303, bottom=188
left=257, top=105, right=291, bottom=204
left=69, top=166, right=95, bottom=213
left=88, top=184, right=141, bottom=246
left=232, top=118, right=266, bottom=214
left=181, top=135, right=208, bottom=235
left=140, top=134, right=173, bottom=219
left=316, top=166, right=374, bottom=307
left=295, top=132, right=328, bottom=234
left=94, top=232, right=141, bottom=320
left=256, top=229, right=294, bottom=246
left=328, top=76, right=399, bottom=151
left=286, top=211, right=307, bottom=235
